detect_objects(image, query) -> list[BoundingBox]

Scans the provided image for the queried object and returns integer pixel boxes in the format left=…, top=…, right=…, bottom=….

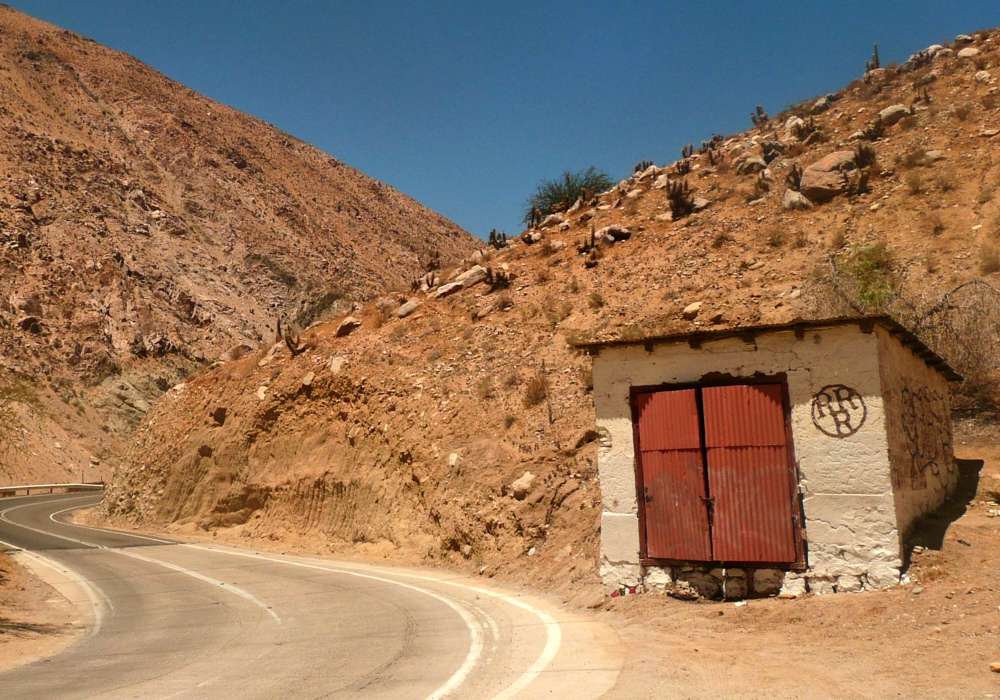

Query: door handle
left=644, top=486, right=652, bottom=504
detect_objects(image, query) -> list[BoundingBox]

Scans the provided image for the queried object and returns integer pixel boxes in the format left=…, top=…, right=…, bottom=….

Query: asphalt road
left=0, top=493, right=621, bottom=699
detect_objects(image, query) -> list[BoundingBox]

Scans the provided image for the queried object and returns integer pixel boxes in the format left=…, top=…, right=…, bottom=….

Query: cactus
left=487, top=229, right=508, bottom=250
left=791, top=116, right=817, bottom=139
left=675, top=158, right=691, bottom=175
left=849, top=167, right=872, bottom=196
left=634, top=160, right=654, bottom=173
left=681, top=143, right=694, bottom=159
left=485, top=265, right=511, bottom=291
left=708, top=149, right=723, bottom=167
left=279, top=316, right=307, bottom=356
left=425, top=249, right=441, bottom=272
left=854, top=142, right=877, bottom=169
left=866, top=43, right=881, bottom=72
left=667, top=179, right=695, bottom=219
left=785, top=163, right=803, bottom=192
left=761, top=140, right=785, bottom=164
left=751, top=104, right=769, bottom=129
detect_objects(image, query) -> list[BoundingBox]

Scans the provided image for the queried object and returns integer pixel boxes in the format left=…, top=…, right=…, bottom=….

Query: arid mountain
left=106, top=28, right=1000, bottom=598
left=0, top=7, right=477, bottom=483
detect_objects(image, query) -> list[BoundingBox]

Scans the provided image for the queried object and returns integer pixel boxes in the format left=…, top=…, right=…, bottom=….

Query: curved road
left=0, top=493, right=621, bottom=699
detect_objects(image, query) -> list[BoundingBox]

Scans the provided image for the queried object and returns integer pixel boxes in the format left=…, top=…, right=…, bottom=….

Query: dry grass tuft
left=475, top=376, right=494, bottom=400
left=898, top=115, right=918, bottom=130
left=588, top=290, right=605, bottom=310
left=523, top=375, right=547, bottom=408
left=711, top=231, right=734, bottom=248
left=927, top=212, right=946, bottom=236
left=980, top=245, right=1000, bottom=275
left=764, top=226, right=786, bottom=248
left=905, top=171, right=924, bottom=195
left=830, top=229, right=847, bottom=249
left=953, top=104, right=972, bottom=121
left=934, top=172, right=957, bottom=193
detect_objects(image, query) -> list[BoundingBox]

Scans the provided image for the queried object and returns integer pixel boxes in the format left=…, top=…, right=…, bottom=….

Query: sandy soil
left=0, top=551, right=85, bottom=673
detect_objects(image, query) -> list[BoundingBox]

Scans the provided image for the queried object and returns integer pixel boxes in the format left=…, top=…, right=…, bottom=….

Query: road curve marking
left=0, top=498, right=281, bottom=625
left=180, top=544, right=562, bottom=699
left=176, top=545, right=485, bottom=700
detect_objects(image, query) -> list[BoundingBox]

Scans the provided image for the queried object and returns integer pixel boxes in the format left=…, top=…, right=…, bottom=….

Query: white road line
left=179, top=544, right=562, bottom=699
left=0, top=536, right=106, bottom=637
left=175, top=545, right=485, bottom=700
left=0, top=499, right=281, bottom=625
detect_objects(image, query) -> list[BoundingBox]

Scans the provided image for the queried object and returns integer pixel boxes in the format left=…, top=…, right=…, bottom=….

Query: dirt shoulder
left=0, top=550, right=86, bottom=673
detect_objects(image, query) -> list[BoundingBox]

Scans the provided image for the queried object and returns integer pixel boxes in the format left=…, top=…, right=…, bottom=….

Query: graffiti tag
left=896, top=385, right=954, bottom=489
left=811, top=384, right=867, bottom=437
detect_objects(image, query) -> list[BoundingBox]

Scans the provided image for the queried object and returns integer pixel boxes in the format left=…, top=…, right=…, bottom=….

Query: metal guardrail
left=0, top=483, right=105, bottom=497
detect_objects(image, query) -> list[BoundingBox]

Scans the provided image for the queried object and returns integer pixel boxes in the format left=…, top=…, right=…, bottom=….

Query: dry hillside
left=0, top=7, right=476, bottom=484
left=107, top=30, right=1000, bottom=600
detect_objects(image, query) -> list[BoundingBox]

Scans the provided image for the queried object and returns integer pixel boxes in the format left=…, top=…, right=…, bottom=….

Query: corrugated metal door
left=636, top=390, right=712, bottom=560
left=701, top=384, right=797, bottom=563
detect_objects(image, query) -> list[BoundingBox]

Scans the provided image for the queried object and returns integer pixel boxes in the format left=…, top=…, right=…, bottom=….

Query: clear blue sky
left=9, top=2, right=1000, bottom=239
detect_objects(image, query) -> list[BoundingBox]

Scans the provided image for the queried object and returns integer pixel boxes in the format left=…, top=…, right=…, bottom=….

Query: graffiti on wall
left=895, top=385, right=954, bottom=489
left=811, top=384, right=867, bottom=437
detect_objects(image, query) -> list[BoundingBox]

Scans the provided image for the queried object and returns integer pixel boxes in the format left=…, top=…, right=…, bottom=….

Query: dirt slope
left=0, top=7, right=477, bottom=484
left=107, top=29, right=1000, bottom=600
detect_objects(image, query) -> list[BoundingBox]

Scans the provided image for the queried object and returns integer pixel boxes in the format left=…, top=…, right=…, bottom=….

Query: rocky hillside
left=106, top=30, right=1000, bottom=596
left=0, top=7, right=476, bottom=484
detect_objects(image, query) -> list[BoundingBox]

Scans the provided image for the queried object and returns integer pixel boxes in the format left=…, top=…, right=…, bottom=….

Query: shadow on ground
left=903, top=458, right=982, bottom=566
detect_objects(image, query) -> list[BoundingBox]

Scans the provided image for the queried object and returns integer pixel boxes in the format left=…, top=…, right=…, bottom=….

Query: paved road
left=0, top=493, right=621, bottom=699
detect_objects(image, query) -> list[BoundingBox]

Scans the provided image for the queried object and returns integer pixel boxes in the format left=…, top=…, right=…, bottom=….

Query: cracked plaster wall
left=592, top=324, right=922, bottom=593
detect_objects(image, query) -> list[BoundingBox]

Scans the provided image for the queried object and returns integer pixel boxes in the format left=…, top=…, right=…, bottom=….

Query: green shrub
left=521, top=167, right=613, bottom=225
left=839, top=242, right=897, bottom=311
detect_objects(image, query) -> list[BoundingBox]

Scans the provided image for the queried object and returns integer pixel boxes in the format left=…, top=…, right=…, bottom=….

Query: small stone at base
left=990, top=662, right=1000, bottom=673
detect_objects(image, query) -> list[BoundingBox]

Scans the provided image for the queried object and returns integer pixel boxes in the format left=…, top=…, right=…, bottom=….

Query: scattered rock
left=329, top=356, right=347, bottom=375
left=692, top=197, right=710, bottom=212
left=782, top=189, right=813, bottom=211
left=923, top=150, right=947, bottom=162
left=682, top=301, right=702, bottom=320
left=301, top=371, right=315, bottom=388
left=879, top=104, right=910, bottom=126
left=811, top=96, right=831, bottom=114
left=336, top=316, right=361, bottom=337
left=511, top=471, right=536, bottom=500
left=975, top=70, right=992, bottom=83
left=395, top=299, right=421, bottom=318
left=955, top=34, right=974, bottom=44
left=653, top=173, right=669, bottom=189
left=981, top=129, right=1000, bottom=138
left=958, top=47, right=980, bottom=59
left=431, top=282, right=464, bottom=299
left=460, top=544, right=472, bottom=558
left=550, top=240, right=568, bottom=252
left=990, top=662, right=1000, bottom=673
left=256, top=386, right=267, bottom=401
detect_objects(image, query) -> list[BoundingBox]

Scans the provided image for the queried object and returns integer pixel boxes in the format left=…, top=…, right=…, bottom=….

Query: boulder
left=975, top=70, right=992, bottom=83
left=431, top=282, right=464, bottom=299
left=653, top=173, right=669, bottom=189
left=924, top=44, right=944, bottom=56
left=540, top=213, right=564, bottom=228
left=737, top=156, right=767, bottom=175
left=936, top=48, right=954, bottom=58
left=550, top=240, right=568, bottom=252
left=375, top=296, right=400, bottom=313
left=595, top=225, right=632, bottom=243
left=456, top=264, right=488, bottom=288
left=800, top=151, right=855, bottom=202
left=682, top=301, right=702, bottom=320
left=395, top=299, right=421, bottom=318
left=782, top=189, right=814, bottom=211
left=692, top=198, right=710, bottom=212
left=511, top=472, right=536, bottom=500
left=811, top=96, right=831, bottom=114
left=336, top=316, right=361, bottom=337
left=955, top=34, right=974, bottom=44
left=879, top=104, right=910, bottom=126
left=958, top=47, right=980, bottom=59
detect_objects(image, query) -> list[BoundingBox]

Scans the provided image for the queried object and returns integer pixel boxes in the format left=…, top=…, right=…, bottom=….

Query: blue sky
left=9, top=2, right=1000, bottom=239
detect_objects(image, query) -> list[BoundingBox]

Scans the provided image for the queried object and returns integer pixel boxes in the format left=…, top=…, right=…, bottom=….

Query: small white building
left=580, top=317, right=960, bottom=597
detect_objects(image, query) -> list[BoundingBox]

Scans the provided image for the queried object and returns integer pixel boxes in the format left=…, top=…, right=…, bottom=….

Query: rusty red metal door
left=635, top=389, right=712, bottom=560
left=701, top=384, right=798, bottom=563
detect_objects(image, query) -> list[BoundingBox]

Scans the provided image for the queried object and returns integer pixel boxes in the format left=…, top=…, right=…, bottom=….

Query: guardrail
left=0, top=483, right=105, bottom=497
